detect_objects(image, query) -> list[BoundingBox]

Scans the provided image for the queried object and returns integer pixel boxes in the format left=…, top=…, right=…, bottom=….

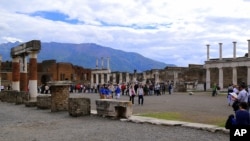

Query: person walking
left=235, top=102, right=250, bottom=126
left=115, top=84, right=121, bottom=99
left=137, top=85, right=144, bottom=105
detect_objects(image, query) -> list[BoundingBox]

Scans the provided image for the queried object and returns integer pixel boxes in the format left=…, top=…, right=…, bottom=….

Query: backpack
left=225, top=114, right=236, bottom=129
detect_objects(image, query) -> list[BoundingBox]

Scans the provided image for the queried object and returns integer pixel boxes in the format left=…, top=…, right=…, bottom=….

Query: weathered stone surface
left=68, top=95, right=91, bottom=117
left=0, top=90, right=29, bottom=104
left=96, top=99, right=132, bottom=118
left=48, top=81, right=72, bottom=112
left=37, top=94, right=51, bottom=109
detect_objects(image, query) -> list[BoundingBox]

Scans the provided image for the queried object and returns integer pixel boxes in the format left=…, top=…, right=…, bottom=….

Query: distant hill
left=0, top=42, right=175, bottom=72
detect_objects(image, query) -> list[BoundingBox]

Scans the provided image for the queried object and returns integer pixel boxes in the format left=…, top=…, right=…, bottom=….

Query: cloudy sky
left=1, top=0, right=250, bottom=66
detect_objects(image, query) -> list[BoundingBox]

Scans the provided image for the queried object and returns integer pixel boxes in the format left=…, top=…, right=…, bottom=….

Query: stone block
left=68, top=95, right=91, bottom=117
left=37, top=94, right=51, bottom=109
left=96, top=99, right=132, bottom=118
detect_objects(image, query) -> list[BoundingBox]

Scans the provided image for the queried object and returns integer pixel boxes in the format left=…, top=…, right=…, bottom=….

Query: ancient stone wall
left=68, top=95, right=91, bottom=117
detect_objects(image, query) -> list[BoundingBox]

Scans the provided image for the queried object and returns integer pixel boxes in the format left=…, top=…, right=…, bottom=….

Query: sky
left=1, top=0, right=250, bottom=67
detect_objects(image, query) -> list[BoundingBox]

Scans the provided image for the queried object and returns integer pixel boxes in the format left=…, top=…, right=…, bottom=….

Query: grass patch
left=139, top=112, right=226, bottom=127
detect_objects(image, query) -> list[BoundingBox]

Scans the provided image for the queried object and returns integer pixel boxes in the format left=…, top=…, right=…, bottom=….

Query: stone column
left=20, top=56, right=28, bottom=91
left=12, top=56, right=20, bottom=91
left=48, top=81, right=71, bottom=112
left=248, top=40, right=250, bottom=58
left=155, top=71, right=159, bottom=83
left=29, top=51, right=38, bottom=99
left=101, top=57, right=104, bottom=69
left=219, top=43, right=222, bottom=60
left=126, top=73, right=129, bottom=83
left=101, top=73, right=104, bottom=84
left=112, top=73, right=116, bottom=84
left=107, top=57, right=110, bottom=70
left=233, top=41, right=237, bottom=59
left=90, top=74, right=94, bottom=87
left=96, top=74, right=99, bottom=84
left=206, top=44, right=210, bottom=61
left=218, top=67, right=223, bottom=89
left=232, top=67, right=237, bottom=85
left=119, top=73, right=122, bottom=84
left=173, top=71, right=178, bottom=87
left=247, top=67, right=250, bottom=86
left=206, top=68, right=211, bottom=89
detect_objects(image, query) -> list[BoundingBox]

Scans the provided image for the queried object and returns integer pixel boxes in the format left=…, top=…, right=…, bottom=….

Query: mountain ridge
left=0, top=42, right=175, bottom=72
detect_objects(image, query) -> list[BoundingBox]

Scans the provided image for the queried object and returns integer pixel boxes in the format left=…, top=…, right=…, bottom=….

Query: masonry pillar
left=232, top=67, right=237, bottom=85
left=218, top=67, right=223, bottom=88
left=219, top=43, right=222, bottom=60
left=96, top=58, right=99, bottom=69
left=173, top=71, right=178, bottom=87
left=248, top=40, right=250, bottom=58
left=29, top=51, right=38, bottom=99
left=20, top=56, right=28, bottom=91
left=233, top=41, right=237, bottom=59
left=206, top=68, right=211, bottom=89
left=247, top=67, right=250, bottom=86
left=206, top=44, right=210, bottom=61
left=12, top=57, right=20, bottom=91
left=101, top=57, right=104, bottom=69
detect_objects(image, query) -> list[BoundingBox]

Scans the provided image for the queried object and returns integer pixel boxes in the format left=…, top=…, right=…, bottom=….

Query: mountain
left=0, top=42, right=175, bottom=72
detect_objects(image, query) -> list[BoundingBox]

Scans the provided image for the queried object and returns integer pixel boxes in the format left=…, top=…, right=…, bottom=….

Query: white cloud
left=0, top=0, right=250, bottom=67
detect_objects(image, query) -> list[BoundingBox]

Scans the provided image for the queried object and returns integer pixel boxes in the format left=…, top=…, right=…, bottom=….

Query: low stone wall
left=0, top=90, right=29, bottom=104
left=96, top=99, right=133, bottom=118
left=37, top=94, right=51, bottom=109
left=68, top=95, right=91, bottom=117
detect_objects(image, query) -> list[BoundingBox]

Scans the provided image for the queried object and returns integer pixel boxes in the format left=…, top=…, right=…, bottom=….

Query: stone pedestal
left=96, top=99, right=133, bottom=118
left=48, top=81, right=72, bottom=112
left=68, top=94, right=91, bottom=117
left=37, top=94, right=51, bottom=109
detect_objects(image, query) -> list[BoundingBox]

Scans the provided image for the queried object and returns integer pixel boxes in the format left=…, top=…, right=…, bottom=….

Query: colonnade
left=205, top=40, right=250, bottom=89
left=11, top=40, right=41, bottom=99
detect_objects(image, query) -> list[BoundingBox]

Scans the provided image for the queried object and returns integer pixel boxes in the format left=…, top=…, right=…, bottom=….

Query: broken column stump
left=68, top=94, right=91, bottom=117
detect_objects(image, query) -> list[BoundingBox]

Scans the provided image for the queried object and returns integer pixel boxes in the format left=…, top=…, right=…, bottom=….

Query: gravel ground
left=0, top=91, right=230, bottom=141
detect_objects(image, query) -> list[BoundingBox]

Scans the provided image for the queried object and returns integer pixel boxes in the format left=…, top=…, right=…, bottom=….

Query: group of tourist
left=225, top=82, right=250, bottom=129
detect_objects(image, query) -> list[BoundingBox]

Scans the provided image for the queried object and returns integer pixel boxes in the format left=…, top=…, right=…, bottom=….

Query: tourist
left=137, top=85, right=144, bottom=105
left=235, top=102, right=250, bottom=126
left=115, top=84, right=121, bottom=99
left=232, top=83, right=248, bottom=111
left=45, top=84, right=49, bottom=94
left=129, top=85, right=135, bottom=104
left=155, top=83, right=161, bottom=96
left=121, top=83, right=126, bottom=95
left=227, top=84, right=234, bottom=106
left=168, top=83, right=173, bottom=95
left=211, top=83, right=217, bottom=96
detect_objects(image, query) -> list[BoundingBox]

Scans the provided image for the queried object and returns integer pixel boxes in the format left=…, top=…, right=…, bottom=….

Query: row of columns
left=96, top=57, right=110, bottom=70
left=207, top=40, right=250, bottom=61
left=91, top=72, right=130, bottom=85
left=12, top=51, right=38, bottom=99
left=206, top=39, right=250, bottom=89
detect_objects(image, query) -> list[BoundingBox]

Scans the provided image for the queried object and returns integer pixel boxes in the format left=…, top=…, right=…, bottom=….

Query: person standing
left=235, top=102, right=250, bottom=126
left=168, top=83, right=173, bottom=95
left=137, top=85, right=144, bottom=105
left=232, top=83, right=248, bottom=112
left=129, top=85, right=135, bottom=104
left=115, top=84, right=121, bottom=99
left=227, top=84, right=234, bottom=106
left=212, top=83, right=217, bottom=97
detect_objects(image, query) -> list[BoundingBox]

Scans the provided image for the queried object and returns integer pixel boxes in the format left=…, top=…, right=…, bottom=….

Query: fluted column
left=101, top=73, right=104, bottom=84
left=233, top=41, right=237, bottom=59
left=219, top=43, right=222, bottom=60
left=232, top=67, right=237, bottom=85
left=29, top=51, right=38, bottom=99
left=112, top=73, right=116, bottom=84
left=107, top=57, right=110, bottom=70
left=206, top=68, right=211, bottom=89
left=107, top=73, right=110, bottom=83
left=101, top=57, right=104, bottom=69
left=206, top=44, right=210, bottom=61
left=96, top=74, right=99, bottom=84
left=218, top=67, right=223, bottom=89
left=119, top=73, right=122, bottom=84
left=91, top=74, right=94, bottom=87
left=12, top=57, right=20, bottom=91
